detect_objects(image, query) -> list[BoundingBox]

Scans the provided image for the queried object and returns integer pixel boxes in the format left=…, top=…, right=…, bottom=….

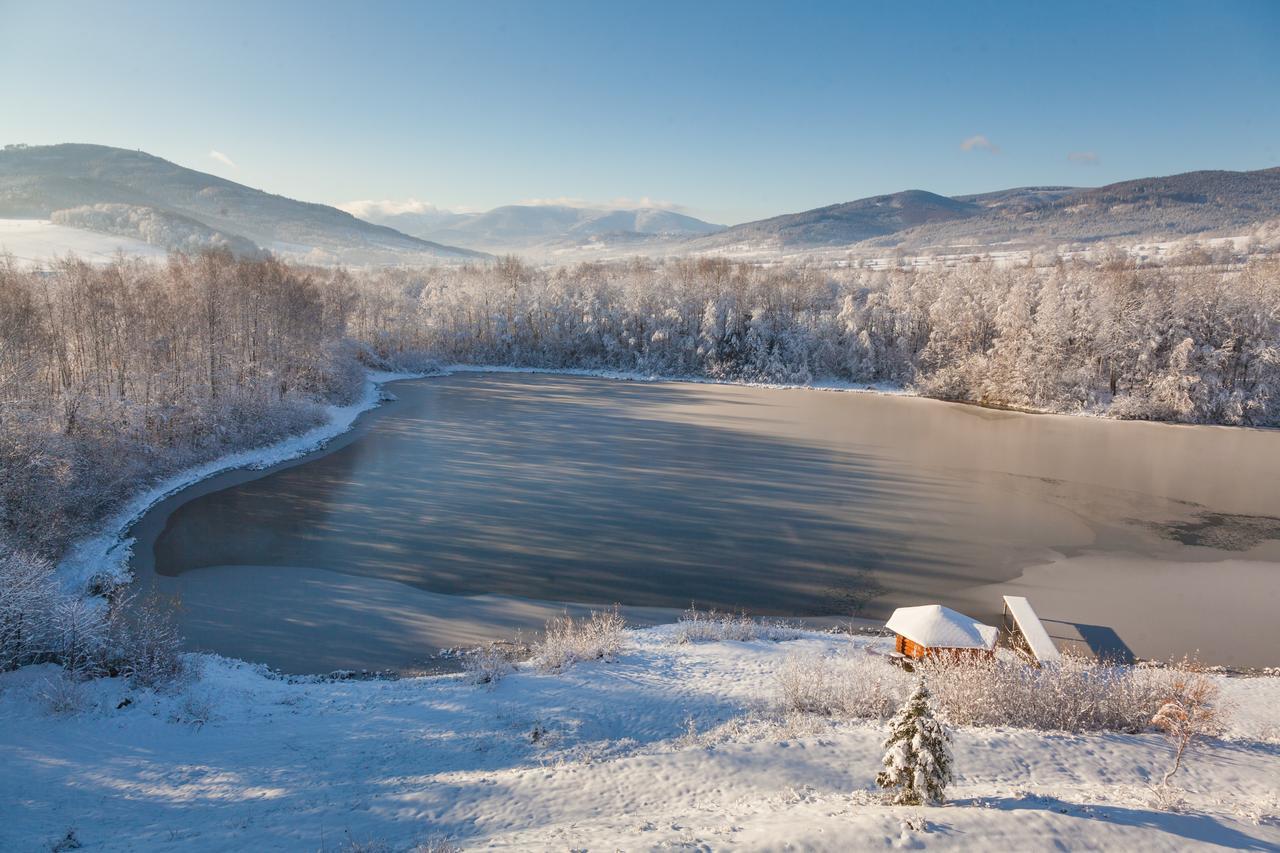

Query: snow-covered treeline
left=51, top=204, right=260, bottom=255
left=0, top=252, right=364, bottom=557
left=2, top=250, right=1279, bottom=561
left=356, top=254, right=1280, bottom=425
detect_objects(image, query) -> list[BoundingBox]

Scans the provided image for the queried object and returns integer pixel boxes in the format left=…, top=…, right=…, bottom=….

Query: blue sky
left=2, top=0, right=1278, bottom=224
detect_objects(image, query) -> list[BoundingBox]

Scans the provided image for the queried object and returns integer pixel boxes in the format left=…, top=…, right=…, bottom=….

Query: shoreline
left=53, top=365, right=1280, bottom=675
left=55, top=364, right=914, bottom=595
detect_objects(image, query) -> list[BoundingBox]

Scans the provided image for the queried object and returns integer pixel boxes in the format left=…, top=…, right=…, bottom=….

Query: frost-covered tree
left=876, top=679, right=953, bottom=806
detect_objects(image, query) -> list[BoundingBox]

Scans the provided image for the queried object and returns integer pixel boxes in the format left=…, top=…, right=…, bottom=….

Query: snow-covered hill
left=0, top=144, right=485, bottom=264
left=679, top=167, right=1280, bottom=258
left=353, top=202, right=725, bottom=255
left=1, top=629, right=1276, bottom=851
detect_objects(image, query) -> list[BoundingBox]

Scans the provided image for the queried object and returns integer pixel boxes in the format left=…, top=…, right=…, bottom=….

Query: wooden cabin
left=885, top=604, right=998, bottom=661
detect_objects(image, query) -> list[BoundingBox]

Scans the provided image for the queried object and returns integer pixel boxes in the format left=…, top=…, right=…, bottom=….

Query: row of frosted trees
left=0, top=252, right=361, bottom=555
left=2, top=250, right=1278, bottom=557
left=355, top=254, right=1280, bottom=425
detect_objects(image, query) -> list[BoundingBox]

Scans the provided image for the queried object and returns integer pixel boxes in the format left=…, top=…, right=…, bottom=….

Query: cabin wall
left=895, top=634, right=994, bottom=661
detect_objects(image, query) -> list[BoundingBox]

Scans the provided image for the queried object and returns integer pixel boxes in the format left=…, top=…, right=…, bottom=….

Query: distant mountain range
left=2, top=143, right=1278, bottom=264
left=0, top=143, right=485, bottom=263
left=687, top=168, right=1280, bottom=256
left=350, top=202, right=724, bottom=253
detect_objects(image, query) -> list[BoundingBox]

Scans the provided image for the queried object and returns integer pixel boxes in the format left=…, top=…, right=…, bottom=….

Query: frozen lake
left=131, top=372, right=1280, bottom=672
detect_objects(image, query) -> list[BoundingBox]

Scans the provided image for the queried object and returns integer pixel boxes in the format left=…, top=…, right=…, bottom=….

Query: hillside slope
left=683, top=167, right=1280, bottom=256
left=0, top=144, right=485, bottom=263
left=359, top=202, right=724, bottom=254
left=2, top=630, right=1277, bottom=851
left=689, top=190, right=977, bottom=250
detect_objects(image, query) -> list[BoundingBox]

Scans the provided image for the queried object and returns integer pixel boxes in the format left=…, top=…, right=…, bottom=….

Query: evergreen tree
left=877, top=679, right=953, bottom=805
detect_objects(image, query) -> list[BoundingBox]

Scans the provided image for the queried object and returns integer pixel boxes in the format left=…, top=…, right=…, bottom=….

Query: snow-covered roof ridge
left=885, top=604, right=999, bottom=650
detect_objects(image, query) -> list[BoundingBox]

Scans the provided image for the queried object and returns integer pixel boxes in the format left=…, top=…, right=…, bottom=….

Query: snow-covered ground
left=1, top=629, right=1277, bottom=851
left=0, top=218, right=168, bottom=267
left=26, top=366, right=1277, bottom=850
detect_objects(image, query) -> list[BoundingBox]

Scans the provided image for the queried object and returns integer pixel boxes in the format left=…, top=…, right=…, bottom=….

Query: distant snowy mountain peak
left=354, top=201, right=725, bottom=254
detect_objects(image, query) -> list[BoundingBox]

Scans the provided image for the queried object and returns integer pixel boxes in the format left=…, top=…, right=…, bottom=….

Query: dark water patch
left=1142, top=512, right=1280, bottom=551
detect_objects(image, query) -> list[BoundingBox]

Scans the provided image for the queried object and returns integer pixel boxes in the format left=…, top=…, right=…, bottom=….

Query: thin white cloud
left=1067, top=151, right=1100, bottom=165
left=340, top=196, right=690, bottom=218
left=517, top=195, right=686, bottom=212
left=960, top=135, right=1000, bottom=154
left=339, top=198, right=446, bottom=218
left=209, top=149, right=238, bottom=169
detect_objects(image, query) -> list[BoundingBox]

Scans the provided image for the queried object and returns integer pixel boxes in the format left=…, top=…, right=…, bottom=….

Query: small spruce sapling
left=877, top=679, right=953, bottom=805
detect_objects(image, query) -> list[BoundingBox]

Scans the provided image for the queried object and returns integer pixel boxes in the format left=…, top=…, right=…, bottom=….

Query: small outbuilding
left=886, top=604, right=999, bottom=661
left=1001, top=595, right=1061, bottom=665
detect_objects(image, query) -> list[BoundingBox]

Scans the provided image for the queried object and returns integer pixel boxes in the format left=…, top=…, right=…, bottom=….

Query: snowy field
left=1, top=629, right=1278, bottom=851
left=0, top=219, right=167, bottom=266
left=19, top=367, right=1277, bottom=850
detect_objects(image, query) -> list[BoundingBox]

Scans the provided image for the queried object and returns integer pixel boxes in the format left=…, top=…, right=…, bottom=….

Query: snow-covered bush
left=531, top=607, right=626, bottom=672
left=876, top=680, right=953, bottom=806
left=671, top=607, right=803, bottom=644
left=39, top=671, right=91, bottom=716
left=47, top=595, right=115, bottom=679
left=1, top=544, right=187, bottom=688
left=113, top=594, right=186, bottom=690
left=916, top=653, right=1177, bottom=733
left=776, top=649, right=1203, bottom=734
left=168, top=691, right=219, bottom=729
left=461, top=644, right=516, bottom=685
left=777, top=651, right=910, bottom=719
left=0, top=546, right=59, bottom=671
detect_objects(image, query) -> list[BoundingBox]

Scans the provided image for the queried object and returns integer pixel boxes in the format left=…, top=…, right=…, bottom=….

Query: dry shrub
left=531, top=607, right=625, bottom=672
left=114, top=593, right=186, bottom=690
left=778, top=652, right=911, bottom=719
left=672, top=606, right=803, bottom=644
left=39, top=671, right=91, bottom=716
left=777, top=648, right=1224, bottom=735
left=1152, top=666, right=1223, bottom=786
left=1, top=546, right=186, bottom=690
left=410, top=836, right=460, bottom=853
left=916, top=653, right=1174, bottom=733
left=461, top=645, right=516, bottom=686
left=168, top=691, right=218, bottom=730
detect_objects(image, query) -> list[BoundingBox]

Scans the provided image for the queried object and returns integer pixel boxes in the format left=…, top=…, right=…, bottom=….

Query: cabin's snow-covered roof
left=886, top=604, right=999, bottom=651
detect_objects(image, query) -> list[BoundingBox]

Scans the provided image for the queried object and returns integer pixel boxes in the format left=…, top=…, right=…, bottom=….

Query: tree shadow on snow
left=951, top=794, right=1275, bottom=850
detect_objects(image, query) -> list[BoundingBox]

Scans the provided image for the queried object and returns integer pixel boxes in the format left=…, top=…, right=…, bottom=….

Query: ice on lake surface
left=130, top=372, right=1280, bottom=672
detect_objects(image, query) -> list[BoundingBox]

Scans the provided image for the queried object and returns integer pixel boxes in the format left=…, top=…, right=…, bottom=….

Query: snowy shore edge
left=54, top=369, right=429, bottom=593
left=53, top=365, right=903, bottom=595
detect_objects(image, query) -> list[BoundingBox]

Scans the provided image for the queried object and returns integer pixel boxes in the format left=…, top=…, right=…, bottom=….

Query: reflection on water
left=137, top=373, right=1280, bottom=672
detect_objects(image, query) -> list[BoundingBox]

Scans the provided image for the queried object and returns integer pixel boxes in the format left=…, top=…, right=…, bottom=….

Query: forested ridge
left=2, top=250, right=1278, bottom=562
